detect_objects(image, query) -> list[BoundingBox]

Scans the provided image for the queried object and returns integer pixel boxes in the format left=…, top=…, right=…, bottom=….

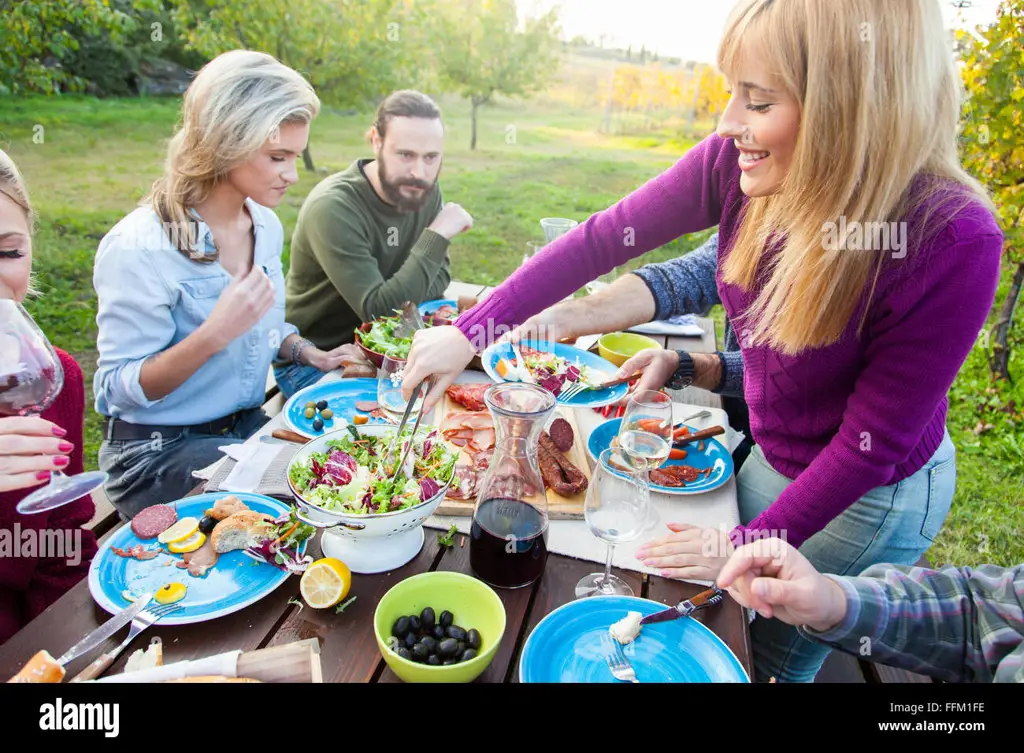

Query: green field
left=1, top=94, right=1020, bottom=569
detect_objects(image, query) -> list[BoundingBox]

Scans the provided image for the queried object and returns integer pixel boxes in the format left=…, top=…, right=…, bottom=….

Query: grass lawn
left=1, top=94, right=1020, bottom=568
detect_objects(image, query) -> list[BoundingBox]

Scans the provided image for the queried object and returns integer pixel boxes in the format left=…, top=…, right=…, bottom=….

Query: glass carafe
left=470, top=382, right=556, bottom=589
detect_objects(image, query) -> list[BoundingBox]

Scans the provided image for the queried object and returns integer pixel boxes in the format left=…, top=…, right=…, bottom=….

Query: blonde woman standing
left=402, top=0, right=1004, bottom=682
left=94, top=51, right=345, bottom=519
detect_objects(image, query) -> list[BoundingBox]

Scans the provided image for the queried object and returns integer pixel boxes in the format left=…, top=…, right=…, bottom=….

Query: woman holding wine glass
left=0, top=149, right=100, bottom=645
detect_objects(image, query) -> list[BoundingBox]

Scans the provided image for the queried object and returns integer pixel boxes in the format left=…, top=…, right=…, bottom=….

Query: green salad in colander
left=289, top=425, right=458, bottom=516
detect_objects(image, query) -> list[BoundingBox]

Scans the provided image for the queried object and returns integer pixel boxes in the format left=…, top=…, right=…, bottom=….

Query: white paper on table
left=219, top=443, right=283, bottom=493
left=627, top=315, right=705, bottom=337
left=91, top=650, right=241, bottom=683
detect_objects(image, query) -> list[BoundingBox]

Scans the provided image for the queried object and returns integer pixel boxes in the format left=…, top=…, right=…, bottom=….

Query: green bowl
left=598, top=332, right=662, bottom=367
left=374, top=571, right=506, bottom=683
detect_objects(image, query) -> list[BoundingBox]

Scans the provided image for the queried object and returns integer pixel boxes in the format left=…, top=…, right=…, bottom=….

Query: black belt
left=103, top=410, right=250, bottom=442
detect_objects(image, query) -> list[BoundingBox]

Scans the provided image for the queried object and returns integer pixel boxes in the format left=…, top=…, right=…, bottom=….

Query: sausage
left=130, top=504, right=177, bottom=539
left=355, top=400, right=380, bottom=413
left=548, top=417, right=574, bottom=452
left=673, top=425, right=725, bottom=448
left=538, top=432, right=588, bottom=496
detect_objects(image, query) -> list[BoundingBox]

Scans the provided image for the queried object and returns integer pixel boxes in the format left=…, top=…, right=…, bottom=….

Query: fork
left=602, top=633, right=639, bottom=683
left=69, top=602, right=182, bottom=682
left=558, top=380, right=588, bottom=402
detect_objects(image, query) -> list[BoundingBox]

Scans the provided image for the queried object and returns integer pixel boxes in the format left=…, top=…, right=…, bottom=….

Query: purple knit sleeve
left=455, top=133, right=732, bottom=351
left=735, top=212, right=1003, bottom=549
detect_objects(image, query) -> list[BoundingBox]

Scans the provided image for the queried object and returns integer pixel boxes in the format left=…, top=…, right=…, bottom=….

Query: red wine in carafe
left=470, top=498, right=548, bottom=588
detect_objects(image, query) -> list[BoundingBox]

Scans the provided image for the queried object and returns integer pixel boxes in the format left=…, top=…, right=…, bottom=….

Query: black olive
left=442, top=659, right=456, bottom=666
left=432, top=625, right=445, bottom=641
left=313, top=418, right=324, bottom=431
left=466, top=628, right=481, bottom=650
left=409, top=616, right=422, bottom=634
left=420, top=636, right=438, bottom=654
left=198, top=515, right=217, bottom=535
left=426, top=654, right=441, bottom=666
left=437, top=638, right=458, bottom=658
left=405, top=632, right=417, bottom=649
left=461, top=648, right=478, bottom=662
left=439, top=610, right=454, bottom=628
left=316, top=400, right=328, bottom=410
left=392, top=616, right=410, bottom=638
left=396, top=647, right=412, bottom=661
left=411, top=643, right=429, bottom=662
left=420, top=606, right=436, bottom=631
left=446, top=625, right=467, bottom=642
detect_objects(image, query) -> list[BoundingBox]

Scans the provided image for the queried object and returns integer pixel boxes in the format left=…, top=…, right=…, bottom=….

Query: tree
left=431, top=0, right=562, bottom=150
left=957, top=0, right=1024, bottom=382
left=0, top=0, right=157, bottom=95
left=169, top=0, right=429, bottom=170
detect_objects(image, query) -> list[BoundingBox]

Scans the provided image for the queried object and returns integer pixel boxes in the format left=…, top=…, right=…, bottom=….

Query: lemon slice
left=168, top=531, right=205, bottom=554
left=158, top=517, right=199, bottom=545
left=155, top=582, right=187, bottom=604
left=299, top=558, right=352, bottom=609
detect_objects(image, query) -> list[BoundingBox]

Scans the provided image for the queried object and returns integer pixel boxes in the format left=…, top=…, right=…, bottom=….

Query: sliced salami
left=130, top=504, right=178, bottom=539
left=549, top=417, right=574, bottom=452
left=355, top=400, right=380, bottom=413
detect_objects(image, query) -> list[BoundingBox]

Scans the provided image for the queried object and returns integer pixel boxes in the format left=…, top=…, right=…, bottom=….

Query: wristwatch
left=667, top=350, right=695, bottom=390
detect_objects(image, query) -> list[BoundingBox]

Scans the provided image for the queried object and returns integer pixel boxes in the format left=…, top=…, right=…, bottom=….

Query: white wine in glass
left=0, top=299, right=108, bottom=514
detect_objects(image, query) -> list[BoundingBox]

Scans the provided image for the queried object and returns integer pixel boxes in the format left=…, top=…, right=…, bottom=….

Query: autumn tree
left=958, top=0, right=1024, bottom=381
left=430, top=0, right=562, bottom=150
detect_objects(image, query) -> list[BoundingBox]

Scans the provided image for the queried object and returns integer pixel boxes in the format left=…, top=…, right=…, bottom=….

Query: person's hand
left=203, top=265, right=275, bottom=349
left=401, top=325, right=477, bottom=413
left=616, top=348, right=680, bottom=394
left=429, top=203, right=474, bottom=240
left=0, top=417, right=74, bottom=493
left=505, top=302, right=581, bottom=346
left=716, top=537, right=848, bottom=632
left=636, top=522, right=734, bottom=581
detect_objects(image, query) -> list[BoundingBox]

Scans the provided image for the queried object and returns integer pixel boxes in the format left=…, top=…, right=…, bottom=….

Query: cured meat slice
left=176, top=538, right=219, bottom=577
left=446, top=464, right=479, bottom=500
left=650, top=465, right=702, bottom=486
left=445, top=383, right=490, bottom=411
left=130, top=504, right=177, bottom=539
left=112, top=544, right=161, bottom=560
left=355, top=400, right=379, bottom=412
left=549, top=418, right=573, bottom=452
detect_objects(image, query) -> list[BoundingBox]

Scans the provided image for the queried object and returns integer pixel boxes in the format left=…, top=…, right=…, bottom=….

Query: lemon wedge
left=299, top=558, right=351, bottom=609
left=158, top=517, right=199, bottom=545
left=168, top=531, right=205, bottom=554
left=155, top=582, right=187, bottom=604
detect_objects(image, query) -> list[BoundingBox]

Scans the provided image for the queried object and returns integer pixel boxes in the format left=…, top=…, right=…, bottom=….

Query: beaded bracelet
left=290, top=337, right=313, bottom=364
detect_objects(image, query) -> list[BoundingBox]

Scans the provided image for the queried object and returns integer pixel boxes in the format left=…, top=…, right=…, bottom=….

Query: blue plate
left=418, top=298, right=458, bottom=317
left=519, top=595, right=748, bottom=682
left=87, top=493, right=304, bottom=626
left=480, top=340, right=628, bottom=409
left=588, top=417, right=733, bottom=495
left=283, top=378, right=386, bottom=438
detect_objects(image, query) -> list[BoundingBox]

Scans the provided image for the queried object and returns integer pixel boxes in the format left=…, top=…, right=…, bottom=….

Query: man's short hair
left=369, top=90, right=442, bottom=141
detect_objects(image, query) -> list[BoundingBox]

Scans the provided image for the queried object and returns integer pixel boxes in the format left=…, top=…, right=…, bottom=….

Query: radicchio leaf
left=419, top=477, right=440, bottom=501
left=324, top=450, right=357, bottom=486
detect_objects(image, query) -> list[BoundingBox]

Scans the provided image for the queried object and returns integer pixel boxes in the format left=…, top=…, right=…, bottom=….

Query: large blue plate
left=418, top=298, right=458, bottom=316
left=283, top=378, right=386, bottom=438
left=480, top=340, right=628, bottom=408
left=87, top=493, right=304, bottom=626
left=587, top=417, right=733, bottom=495
left=519, top=595, right=748, bottom=682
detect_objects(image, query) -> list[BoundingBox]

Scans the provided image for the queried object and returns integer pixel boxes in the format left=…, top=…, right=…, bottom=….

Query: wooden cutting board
left=432, top=390, right=591, bottom=520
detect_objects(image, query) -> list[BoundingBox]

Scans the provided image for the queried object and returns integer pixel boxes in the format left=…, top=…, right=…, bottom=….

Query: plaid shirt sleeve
left=797, top=563, right=1024, bottom=683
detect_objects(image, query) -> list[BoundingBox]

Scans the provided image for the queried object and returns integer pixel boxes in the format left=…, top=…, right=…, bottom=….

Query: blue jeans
left=737, top=429, right=957, bottom=682
left=98, top=408, right=270, bottom=520
left=272, top=362, right=326, bottom=399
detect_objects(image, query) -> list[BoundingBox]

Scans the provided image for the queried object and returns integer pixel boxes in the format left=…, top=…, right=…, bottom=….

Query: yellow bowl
left=598, top=332, right=662, bottom=367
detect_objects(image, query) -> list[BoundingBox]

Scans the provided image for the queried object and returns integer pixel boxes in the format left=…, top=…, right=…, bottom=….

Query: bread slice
left=210, top=511, right=277, bottom=554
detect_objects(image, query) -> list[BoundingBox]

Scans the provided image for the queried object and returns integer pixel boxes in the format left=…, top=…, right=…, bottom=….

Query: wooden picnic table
left=0, top=282, right=751, bottom=684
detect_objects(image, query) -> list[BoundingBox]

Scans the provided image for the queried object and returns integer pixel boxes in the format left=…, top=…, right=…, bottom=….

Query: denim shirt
left=93, top=199, right=299, bottom=426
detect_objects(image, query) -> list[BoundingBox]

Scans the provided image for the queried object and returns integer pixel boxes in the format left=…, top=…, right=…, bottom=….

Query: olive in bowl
left=374, top=571, right=505, bottom=683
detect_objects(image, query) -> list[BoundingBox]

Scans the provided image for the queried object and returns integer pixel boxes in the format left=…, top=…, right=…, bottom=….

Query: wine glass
left=616, top=389, right=673, bottom=531
left=575, top=448, right=650, bottom=598
left=0, top=299, right=108, bottom=514
left=377, top=355, right=424, bottom=423
left=523, top=239, right=545, bottom=266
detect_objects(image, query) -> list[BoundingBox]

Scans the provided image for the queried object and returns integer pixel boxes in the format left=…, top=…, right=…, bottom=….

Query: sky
left=522, top=0, right=1005, bottom=65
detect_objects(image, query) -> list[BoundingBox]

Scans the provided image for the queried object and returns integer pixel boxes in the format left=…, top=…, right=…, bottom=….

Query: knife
left=56, top=593, right=154, bottom=666
left=640, top=587, right=724, bottom=625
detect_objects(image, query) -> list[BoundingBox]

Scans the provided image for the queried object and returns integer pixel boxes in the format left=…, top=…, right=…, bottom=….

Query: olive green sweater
left=284, top=159, right=451, bottom=350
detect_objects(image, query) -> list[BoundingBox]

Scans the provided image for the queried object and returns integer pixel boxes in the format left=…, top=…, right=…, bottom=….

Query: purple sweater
left=457, top=133, right=1003, bottom=548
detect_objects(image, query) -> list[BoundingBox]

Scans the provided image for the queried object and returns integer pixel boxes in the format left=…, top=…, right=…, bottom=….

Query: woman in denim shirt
left=93, top=51, right=349, bottom=519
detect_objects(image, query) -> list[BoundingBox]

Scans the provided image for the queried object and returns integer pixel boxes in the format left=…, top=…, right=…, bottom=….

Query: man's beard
left=377, top=157, right=438, bottom=213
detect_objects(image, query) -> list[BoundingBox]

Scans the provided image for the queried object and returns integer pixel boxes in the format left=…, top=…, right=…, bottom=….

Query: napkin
left=627, top=314, right=705, bottom=337
left=203, top=441, right=300, bottom=497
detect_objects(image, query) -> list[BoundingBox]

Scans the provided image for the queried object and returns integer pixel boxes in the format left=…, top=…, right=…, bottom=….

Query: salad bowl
left=286, top=424, right=458, bottom=573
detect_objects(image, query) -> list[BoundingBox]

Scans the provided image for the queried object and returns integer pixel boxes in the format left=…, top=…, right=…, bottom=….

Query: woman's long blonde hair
left=145, top=50, right=320, bottom=260
left=718, top=0, right=995, bottom=354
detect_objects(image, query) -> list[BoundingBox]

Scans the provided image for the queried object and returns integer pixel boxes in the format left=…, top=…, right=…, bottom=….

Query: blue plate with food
left=418, top=298, right=459, bottom=323
left=587, top=417, right=733, bottom=495
left=519, top=595, right=748, bottom=683
left=87, top=493, right=313, bottom=626
left=283, top=378, right=387, bottom=439
left=480, top=340, right=627, bottom=409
